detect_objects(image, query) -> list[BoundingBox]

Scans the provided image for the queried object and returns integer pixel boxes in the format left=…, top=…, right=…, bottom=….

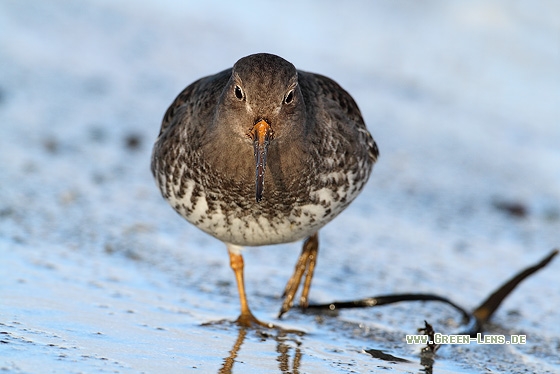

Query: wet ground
left=1, top=0, right=559, bottom=372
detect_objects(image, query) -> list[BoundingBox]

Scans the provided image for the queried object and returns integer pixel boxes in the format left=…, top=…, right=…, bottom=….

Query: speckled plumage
left=152, top=54, right=378, bottom=246
left=151, top=53, right=378, bottom=323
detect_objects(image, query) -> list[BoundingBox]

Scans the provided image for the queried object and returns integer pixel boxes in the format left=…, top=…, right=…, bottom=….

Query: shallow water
left=1, top=0, right=559, bottom=372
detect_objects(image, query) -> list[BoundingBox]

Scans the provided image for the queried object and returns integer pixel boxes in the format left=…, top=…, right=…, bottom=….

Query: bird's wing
left=300, top=71, right=379, bottom=164
left=157, top=68, right=232, bottom=140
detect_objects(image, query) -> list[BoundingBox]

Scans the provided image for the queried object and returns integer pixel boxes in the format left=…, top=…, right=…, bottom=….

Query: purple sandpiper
left=152, top=53, right=378, bottom=327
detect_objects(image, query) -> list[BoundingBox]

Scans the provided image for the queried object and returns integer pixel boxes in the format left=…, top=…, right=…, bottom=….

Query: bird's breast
left=162, top=160, right=367, bottom=246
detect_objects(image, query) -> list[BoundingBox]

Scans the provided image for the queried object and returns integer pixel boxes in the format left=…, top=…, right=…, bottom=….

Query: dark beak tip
left=251, top=120, right=272, bottom=204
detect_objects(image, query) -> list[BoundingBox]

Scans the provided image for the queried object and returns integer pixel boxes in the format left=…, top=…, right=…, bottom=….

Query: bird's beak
left=249, top=119, right=273, bottom=202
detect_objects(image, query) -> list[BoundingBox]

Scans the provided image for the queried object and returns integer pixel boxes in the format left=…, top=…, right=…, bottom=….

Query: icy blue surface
left=1, top=0, right=559, bottom=372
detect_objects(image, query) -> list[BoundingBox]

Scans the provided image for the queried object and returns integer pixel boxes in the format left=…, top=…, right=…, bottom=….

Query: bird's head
left=218, top=53, right=305, bottom=202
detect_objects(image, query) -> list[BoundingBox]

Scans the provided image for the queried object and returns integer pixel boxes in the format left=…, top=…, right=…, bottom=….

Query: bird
left=151, top=53, right=378, bottom=327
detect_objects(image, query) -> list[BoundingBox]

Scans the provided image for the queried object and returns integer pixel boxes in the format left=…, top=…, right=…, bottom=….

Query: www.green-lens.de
left=406, top=333, right=526, bottom=345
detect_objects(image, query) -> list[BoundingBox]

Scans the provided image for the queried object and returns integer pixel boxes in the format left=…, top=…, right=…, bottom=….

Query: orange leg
left=227, top=245, right=273, bottom=328
left=278, top=233, right=319, bottom=318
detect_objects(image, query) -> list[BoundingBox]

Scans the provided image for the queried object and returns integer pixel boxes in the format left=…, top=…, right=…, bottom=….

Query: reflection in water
left=216, top=321, right=431, bottom=373
left=213, top=318, right=444, bottom=373
left=276, top=333, right=302, bottom=373
left=219, top=327, right=246, bottom=374
left=419, top=352, right=435, bottom=374
left=218, top=326, right=302, bottom=374
left=214, top=245, right=558, bottom=373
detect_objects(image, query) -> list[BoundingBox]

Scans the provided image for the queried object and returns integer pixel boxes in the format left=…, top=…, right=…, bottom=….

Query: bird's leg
left=278, top=233, right=319, bottom=318
left=228, top=245, right=252, bottom=319
left=227, top=245, right=274, bottom=328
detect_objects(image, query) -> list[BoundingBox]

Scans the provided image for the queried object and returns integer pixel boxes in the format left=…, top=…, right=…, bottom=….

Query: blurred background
left=1, top=1, right=559, bottom=372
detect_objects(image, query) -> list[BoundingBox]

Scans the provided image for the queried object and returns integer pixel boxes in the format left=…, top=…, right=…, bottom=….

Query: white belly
left=167, top=179, right=359, bottom=246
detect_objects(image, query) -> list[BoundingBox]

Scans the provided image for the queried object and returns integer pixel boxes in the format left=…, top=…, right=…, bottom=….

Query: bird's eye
left=234, top=85, right=244, bottom=100
left=284, top=90, right=294, bottom=104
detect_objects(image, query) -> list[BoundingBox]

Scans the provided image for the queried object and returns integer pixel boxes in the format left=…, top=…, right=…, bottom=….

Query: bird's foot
left=233, top=311, right=305, bottom=335
left=235, top=310, right=276, bottom=329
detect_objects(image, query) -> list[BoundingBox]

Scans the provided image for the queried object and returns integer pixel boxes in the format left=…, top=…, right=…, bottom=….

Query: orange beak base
left=249, top=120, right=273, bottom=202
